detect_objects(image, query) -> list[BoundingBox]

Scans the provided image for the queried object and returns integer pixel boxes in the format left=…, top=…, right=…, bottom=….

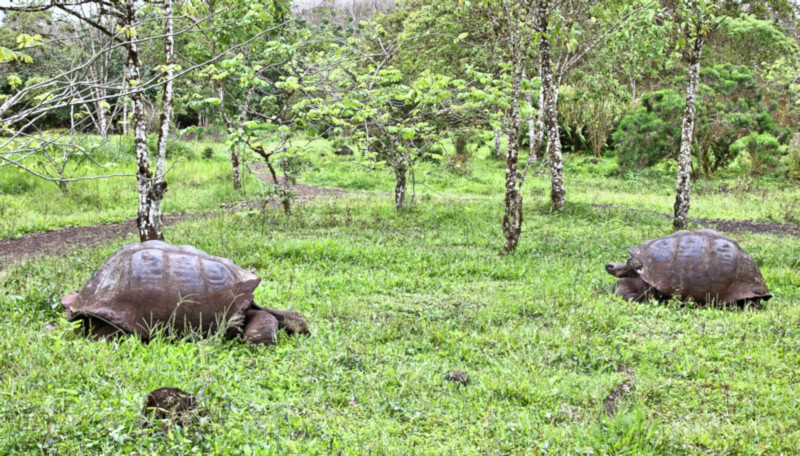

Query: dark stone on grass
left=605, top=229, right=771, bottom=305
left=144, top=387, right=197, bottom=424
left=335, top=145, right=353, bottom=156
left=61, top=241, right=310, bottom=345
left=444, top=370, right=469, bottom=385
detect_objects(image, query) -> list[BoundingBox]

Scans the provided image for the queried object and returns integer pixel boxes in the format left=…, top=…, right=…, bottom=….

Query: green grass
left=304, top=149, right=800, bottom=224
left=0, top=139, right=259, bottom=240
left=1, top=141, right=800, bottom=453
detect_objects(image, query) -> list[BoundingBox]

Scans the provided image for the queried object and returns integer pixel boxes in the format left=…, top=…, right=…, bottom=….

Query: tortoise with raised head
left=605, top=229, right=771, bottom=305
left=61, top=240, right=309, bottom=345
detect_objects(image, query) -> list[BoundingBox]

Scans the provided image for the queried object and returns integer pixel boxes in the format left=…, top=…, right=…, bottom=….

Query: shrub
left=146, top=136, right=195, bottom=160
left=730, top=132, right=787, bottom=175
left=613, top=90, right=683, bottom=170
left=445, top=134, right=477, bottom=175
left=613, top=64, right=797, bottom=176
left=202, top=146, right=214, bottom=160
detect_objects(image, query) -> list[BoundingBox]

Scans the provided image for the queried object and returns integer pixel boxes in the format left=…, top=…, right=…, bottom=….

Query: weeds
left=1, top=138, right=799, bottom=453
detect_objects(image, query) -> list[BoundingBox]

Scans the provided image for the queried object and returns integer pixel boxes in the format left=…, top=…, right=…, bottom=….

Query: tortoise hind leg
left=243, top=309, right=279, bottom=345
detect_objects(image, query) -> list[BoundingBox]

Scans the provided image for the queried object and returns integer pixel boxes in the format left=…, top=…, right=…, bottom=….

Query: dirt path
left=3, top=185, right=797, bottom=272
left=593, top=204, right=800, bottom=237
left=691, top=217, right=800, bottom=237
left=0, top=179, right=349, bottom=271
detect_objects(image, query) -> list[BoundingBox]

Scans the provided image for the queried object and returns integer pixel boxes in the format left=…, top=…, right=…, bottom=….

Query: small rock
left=143, top=387, right=197, bottom=425
left=335, top=145, right=353, bottom=156
left=44, top=323, right=56, bottom=332
left=444, top=370, right=469, bottom=386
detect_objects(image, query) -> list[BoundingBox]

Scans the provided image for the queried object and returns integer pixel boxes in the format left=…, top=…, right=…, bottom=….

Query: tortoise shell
left=62, top=240, right=260, bottom=339
left=627, top=229, right=771, bottom=304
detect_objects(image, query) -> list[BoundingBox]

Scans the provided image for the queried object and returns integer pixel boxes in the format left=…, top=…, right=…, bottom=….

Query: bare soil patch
left=603, top=369, right=635, bottom=417
left=692, top=217, right=800, bottom=237
left=593, top=204, right=800, bottom=237
left=0, top=175, right=350, bottom=271
left=0, top=213, right=199, bottom=271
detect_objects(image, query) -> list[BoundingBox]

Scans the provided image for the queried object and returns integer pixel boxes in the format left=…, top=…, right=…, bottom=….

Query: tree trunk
left=122, top=93, right=128, bottom=136
left=147, top=0, right=174, bottom=241
left=501, top=101, right=523, bottom=253
left=537, top=2, right=565, bottom=212
left=501, top=1, right=526, bottom=255
left=206, top=0, right=243, bottom=191
left=526, top=89, right=534, bottom=163
left=127, top=0, right=168, bottom=242
left=231, top=145, right=242, bottom=189
left=529, top=90, right=544, bottom=166
left=494, top=119, right=502, bottom=159
left=673, top=34, right=704, bottom=230
left=216, top=83, right=242, bottom=189
left=128, top=33, right=157, bottom=239
left=394, top=159, right=407, bottom=211
left=278, top=129, right=291, bottom=215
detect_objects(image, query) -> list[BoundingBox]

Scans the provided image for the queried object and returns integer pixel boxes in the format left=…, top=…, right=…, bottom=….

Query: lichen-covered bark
left=125, top=0, right=157, bottom=242
left=394, top=159, right=407, bottom=211
left=494, top=124, right=502, bottom=158
left=147, top=0, right=174, bottom=241
left=528, top=90, right=544, bottom=166
left=278, top=129, right=291, bottom=215
left=216, top=83, right=242, bottom=190
left=501, top=0, right=526, bottom=255
left=673, top=34, right=704, bottom=230
left=537, top=0, right=565, bottom=212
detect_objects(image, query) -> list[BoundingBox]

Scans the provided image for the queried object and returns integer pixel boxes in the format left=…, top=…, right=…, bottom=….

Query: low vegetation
left=1, top=0, right=799, bottom=452
left=0, top=140, right=257, bottom=239
left=2, top=142, right=799, bottom=453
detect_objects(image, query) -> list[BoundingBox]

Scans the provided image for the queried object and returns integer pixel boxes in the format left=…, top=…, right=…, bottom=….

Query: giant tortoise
left=61, top=240, right=309, bottom=345
left=605, top=229, right=771, bottom=305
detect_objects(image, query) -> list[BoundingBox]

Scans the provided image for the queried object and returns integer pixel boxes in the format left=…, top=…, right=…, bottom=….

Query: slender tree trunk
left=128, top=0, right=171, bottom=242
left=69, top=96, right=76, bottom=133
left=278, top=129, right=291, bottom=215
left=96, top=105, right=108, bottom=138
left=147, top=0, right=174, bottom=241
left=528, top=90, right=544, bottom=166
left=494, top=113, right=503, bottom=159
left=209, top=8, right=243, bottom=191
left=126, top=6, right=157, bottom=241
left=537, top=1, right=565, bottom=211
left=673, top=34, right=704, bottom=230
left=122, top=90, right=128, bottom=136
left=394, top=157, right=407, bottom=211
left=501, top=1, right=526, bottom=254
left=89, top=35, right=109, bottom=139
left=216, top=83, right=242, bottom=189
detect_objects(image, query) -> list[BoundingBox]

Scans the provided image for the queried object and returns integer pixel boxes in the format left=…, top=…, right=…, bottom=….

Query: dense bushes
left=613, top=90, right=684, bottom=170
left=612, top=64, right=798, bottom=177
left=730, top=132, right=791, bottom=176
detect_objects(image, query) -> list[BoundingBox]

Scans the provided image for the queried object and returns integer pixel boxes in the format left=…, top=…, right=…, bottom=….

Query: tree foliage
left=614, top=64, right=798, bottom=176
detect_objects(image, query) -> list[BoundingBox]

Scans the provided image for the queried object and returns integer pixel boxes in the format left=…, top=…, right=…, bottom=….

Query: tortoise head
left=605, top=262, right=638, bottom=278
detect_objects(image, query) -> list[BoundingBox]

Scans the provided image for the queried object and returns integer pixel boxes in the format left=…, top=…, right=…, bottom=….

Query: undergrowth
left=1, top=190, right=798, bottom=453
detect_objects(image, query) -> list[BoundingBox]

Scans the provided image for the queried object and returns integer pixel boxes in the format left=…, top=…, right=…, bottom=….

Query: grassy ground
left=1, top=141, right=799, bottom=454
left=0, top=139, right=260, bottom=240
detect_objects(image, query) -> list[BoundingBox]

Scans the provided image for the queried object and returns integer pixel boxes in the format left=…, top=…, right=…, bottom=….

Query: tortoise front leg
left=242, top=309, right=279, bottom=345
left=253, top=307, right=310, bottom=336
left=614, top=278, right=652, bottom=303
